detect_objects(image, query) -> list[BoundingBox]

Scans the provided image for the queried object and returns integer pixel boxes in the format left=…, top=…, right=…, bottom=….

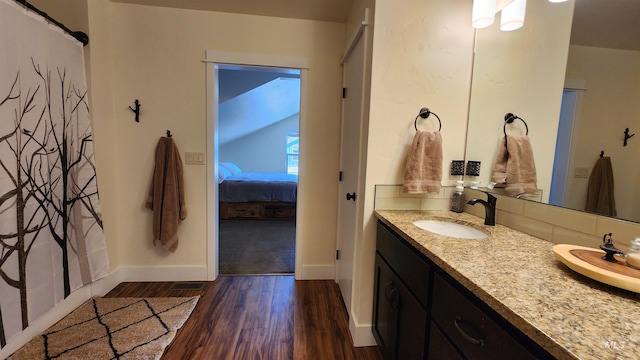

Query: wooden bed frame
left=219, top=201, right=296, bottom=221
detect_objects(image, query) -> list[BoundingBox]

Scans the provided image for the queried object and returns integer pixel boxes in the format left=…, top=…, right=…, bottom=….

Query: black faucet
left=467, top=192, right=497, bottom=226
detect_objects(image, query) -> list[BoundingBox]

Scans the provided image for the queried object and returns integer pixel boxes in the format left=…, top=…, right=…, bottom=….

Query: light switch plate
left=574, top=167, right=588, bottom=178
left=185, top=152, right=205, bottom=165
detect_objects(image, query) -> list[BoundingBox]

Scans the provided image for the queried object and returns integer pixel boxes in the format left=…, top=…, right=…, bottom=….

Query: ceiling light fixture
left=500, top=0, right=526, bottom=31
left=472, top=0, right=497, bottom=28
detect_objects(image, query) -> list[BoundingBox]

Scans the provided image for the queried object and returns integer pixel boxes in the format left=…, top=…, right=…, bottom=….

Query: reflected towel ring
left=414, top=107, right=442, bottom=131
left=503, top=113, right=528, bottom=136
left=503, top=113, right=528, bottom=149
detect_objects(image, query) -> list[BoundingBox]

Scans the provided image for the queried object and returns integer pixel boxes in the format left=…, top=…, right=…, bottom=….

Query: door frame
left=335, top=8, right=373, bottom=346
left=204, top=51, right=309, bottom=280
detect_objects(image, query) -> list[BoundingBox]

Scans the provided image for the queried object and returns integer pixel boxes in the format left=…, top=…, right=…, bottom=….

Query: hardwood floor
left=105, top=275, right=382, bottom=360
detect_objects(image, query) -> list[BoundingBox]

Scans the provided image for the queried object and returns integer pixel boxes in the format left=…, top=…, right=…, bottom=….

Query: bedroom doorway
left=216, top=65, right=301, bottom=275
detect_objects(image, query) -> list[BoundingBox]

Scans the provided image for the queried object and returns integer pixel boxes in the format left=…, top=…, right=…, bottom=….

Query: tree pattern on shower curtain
left=0, top=0, right=109, bottom=348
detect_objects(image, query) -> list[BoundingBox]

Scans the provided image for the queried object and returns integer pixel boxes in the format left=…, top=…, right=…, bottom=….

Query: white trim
left=299, top=264, right=335, bottom=280
left=205, top=51, right=308, bottom=282
left=204, top=50, right=309, bottom=70
left=120, top=265, right=209, bottom=282
left=206, top=57, right=219, bottom=281
left=341, top=8, right=370, bottom=64
left=564, top=78, right=588, bottom=91
left=294, top=69, right=309, bottom=280
left=349, top=314, right=377, bottom=347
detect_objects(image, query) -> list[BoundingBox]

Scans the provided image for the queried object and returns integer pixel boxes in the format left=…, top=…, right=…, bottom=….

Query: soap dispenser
left=451, top=181, right=465, bottom=213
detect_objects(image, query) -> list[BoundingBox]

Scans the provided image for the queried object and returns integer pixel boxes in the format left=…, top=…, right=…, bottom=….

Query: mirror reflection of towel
left=585, top=156, right=616, bottom=217
left=491, top=135, right=538, bottom=196
left=402, top=131, right=442, bottom=194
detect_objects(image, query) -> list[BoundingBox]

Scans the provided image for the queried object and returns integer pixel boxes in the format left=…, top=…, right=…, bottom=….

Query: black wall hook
left=166, top=130, right=172, bottom=138
left=129, top=99, right=141, bottom=122
left=624, top=128, right=635, bottom=146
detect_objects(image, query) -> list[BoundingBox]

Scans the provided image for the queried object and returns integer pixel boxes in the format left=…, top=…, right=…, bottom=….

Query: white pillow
left=218, top=165, right=232, bottom=183
left=220, top=162, right=242, bottom=176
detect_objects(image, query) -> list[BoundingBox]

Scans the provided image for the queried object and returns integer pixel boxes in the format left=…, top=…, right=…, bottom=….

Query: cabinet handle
left=384, top=281, right=393, bottom=301
left=389, top=288, right=399, bottom=310
left=453, top=317, right=485, bottom=347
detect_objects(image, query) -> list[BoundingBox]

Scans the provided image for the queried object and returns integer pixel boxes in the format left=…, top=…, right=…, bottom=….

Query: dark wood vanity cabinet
left=374, top=221, right=551, bottom=360
left=373, top=222, right=430, bottom=360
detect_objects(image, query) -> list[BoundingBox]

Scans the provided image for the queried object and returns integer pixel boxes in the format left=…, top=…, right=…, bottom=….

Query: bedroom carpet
left=8, top=296, right=199, bottom=360
left=219, top=219, right=295, bottom=274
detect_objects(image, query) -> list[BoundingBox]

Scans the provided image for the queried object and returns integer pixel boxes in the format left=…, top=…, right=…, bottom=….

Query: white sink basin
left=413, top=220, right=489, bottom=239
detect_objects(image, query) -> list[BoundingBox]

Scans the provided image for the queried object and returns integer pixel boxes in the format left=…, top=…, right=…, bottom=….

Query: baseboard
left=119, top=265, right=209, bottom=282
left=350, top=314, right=377, bottom=347
left=296, top=264, right=335, bottom=280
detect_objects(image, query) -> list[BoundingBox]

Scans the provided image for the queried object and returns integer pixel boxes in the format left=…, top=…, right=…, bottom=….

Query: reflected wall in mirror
left=464, top=0, right=640, bottom=223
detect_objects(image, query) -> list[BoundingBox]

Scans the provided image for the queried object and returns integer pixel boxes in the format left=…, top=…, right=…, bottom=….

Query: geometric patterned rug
left=7, top=297, right=199, bottom=360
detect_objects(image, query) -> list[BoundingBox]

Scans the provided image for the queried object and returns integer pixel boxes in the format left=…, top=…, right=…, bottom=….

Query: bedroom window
left=286, top=132, right=299, bottom=175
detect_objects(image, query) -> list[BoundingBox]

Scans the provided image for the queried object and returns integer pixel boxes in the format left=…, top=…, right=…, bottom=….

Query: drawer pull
left=454, top=317, right=485, bottom=347
left=384, top=282, right=393, bottom=300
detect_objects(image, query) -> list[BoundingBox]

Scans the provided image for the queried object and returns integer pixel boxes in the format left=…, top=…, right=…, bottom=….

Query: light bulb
left=472, top=0, right=497, bottom=28
left=500, top=0, right=526, bottom=31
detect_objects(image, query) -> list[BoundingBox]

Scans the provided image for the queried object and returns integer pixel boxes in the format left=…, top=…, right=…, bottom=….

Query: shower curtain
left=0, top=0, right=109, bottom=348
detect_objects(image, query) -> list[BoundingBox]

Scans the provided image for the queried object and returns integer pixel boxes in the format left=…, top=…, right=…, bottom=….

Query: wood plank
left=104, top=276, right=381, bottom=360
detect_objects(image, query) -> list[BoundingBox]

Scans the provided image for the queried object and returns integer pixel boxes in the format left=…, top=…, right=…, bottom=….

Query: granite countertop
left=375, top=210, right=640, bottom=360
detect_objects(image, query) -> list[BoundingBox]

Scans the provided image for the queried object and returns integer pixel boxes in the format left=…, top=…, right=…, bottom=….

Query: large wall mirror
left=464, top=0, right=640, bottom=223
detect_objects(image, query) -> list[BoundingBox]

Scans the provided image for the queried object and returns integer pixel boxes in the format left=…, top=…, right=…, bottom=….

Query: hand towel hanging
left=491, top=134, right=538, bottom=196
left=145, top=137, right=187, bottom=252
left=402, top=131, right=443, bottom=194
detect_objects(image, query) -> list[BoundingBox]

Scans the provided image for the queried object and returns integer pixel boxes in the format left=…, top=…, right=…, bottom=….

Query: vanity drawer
left=431, top=272, right=536, bottom=360
left=376, top=222, right=430, bottom=308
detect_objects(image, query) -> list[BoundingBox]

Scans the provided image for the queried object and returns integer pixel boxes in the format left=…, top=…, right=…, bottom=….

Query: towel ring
left=414, top=107, right=442, bottom=131
left=503, top=113, right=528, bottom=149
left=503, top=113, right=528, bottom=136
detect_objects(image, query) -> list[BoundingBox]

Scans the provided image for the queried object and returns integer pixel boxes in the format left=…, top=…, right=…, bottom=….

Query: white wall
left=85, top=2, right=345, bottom=276
left=351, top=0, right=476, bottom=344
left=564, top=45, right=640, bottom=222
left=220, top=114, right=299, bottom=173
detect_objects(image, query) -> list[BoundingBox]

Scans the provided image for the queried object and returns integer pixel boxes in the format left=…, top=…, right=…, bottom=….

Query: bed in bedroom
left=218, top=163, right=297, bottom=220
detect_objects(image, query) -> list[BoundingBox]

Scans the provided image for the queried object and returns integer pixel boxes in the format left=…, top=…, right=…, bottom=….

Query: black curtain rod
left=14, top=0, right=89, bottom=46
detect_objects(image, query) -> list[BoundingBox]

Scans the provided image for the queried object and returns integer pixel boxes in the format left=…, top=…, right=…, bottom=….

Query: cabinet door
left=394, top=277, right=428, bottom=360
left=373, top=253, right=428, bottom=360
left=427, top=322, right=464, bottom=360
left=372, top=253, right=398, bottom=360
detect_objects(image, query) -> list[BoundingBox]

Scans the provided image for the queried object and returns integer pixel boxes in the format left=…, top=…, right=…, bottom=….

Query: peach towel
left=491, top=135, right=538, bottom=196
left=402, top=131, right=442, bottom=194
left=146, top=137, right=187, bottom=252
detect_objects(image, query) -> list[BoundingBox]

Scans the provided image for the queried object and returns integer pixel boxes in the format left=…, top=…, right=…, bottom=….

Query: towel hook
left=166, top=130, right=172, bottom=138
left=414, top=107, right=441, bottom=131
left=624, top=128, right=635, bottom=146
left=129, top=99, right=141, bottom=122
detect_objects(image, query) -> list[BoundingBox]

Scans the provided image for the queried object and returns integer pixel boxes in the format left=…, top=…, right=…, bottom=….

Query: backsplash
left=374, top=185, right=640, bottom=251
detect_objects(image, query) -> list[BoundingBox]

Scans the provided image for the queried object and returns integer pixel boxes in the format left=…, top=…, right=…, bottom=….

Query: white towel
left=402, top=131, right=442, bottom=194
